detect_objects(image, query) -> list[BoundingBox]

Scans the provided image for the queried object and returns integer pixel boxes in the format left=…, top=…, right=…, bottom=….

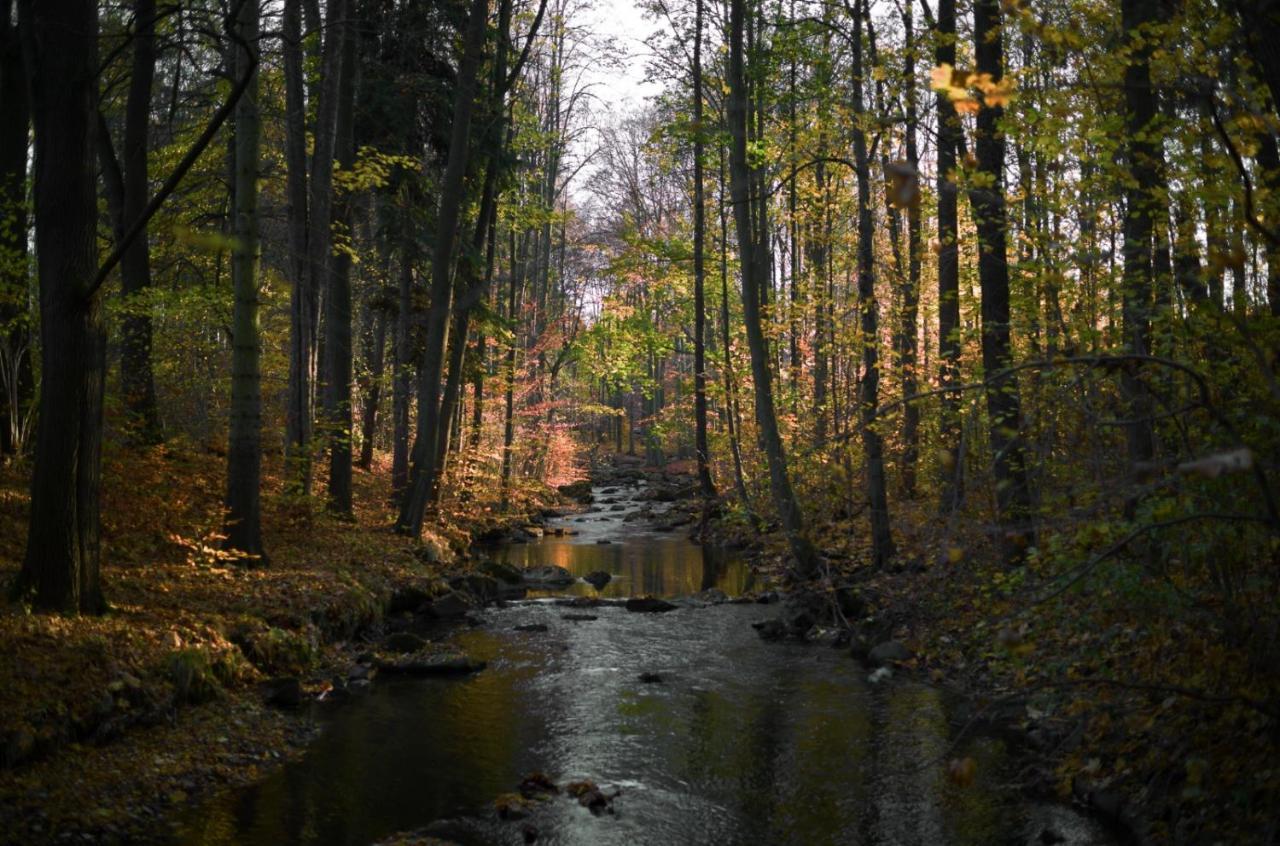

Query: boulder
left=514, top=624, right=548, bottom=633
left=867, top=640, right=911, bottom=666
left=382, top=631, right=429, bottom=653
left=449, top=573, right=500, bottom=602
left=582, top=570, right=612, bottom=590
left=522, top=565, right=576, bottom=586
left=561, top=614, right=598, bottom=622
left=639, top=672, right=664, bottom=683
left=558, top=479, right=593, bottom=504
left=478, top=559, right=524, bottom=585
left=625, top=597, right=677, bottom=613
left=753, top=619, right=786, bottom=641
left=426, top=591, right=475, bottom=619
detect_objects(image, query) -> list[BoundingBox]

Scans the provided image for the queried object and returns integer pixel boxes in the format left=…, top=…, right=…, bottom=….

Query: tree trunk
left=727, top=0, right=818, bottom=576
left=224, top=0, right=265, bottom=561
left=117, top=0, right=161, bottom=443
left=851, top=0, right=895, bottom=568
left=397, top=0, right=490, bottom=536
left=324, top=9, right=358, bottom=517
left=1120, top=0, right=1159, bottom=467
left=391, top=206, right=415, bottom=494
left=283, top=0, right=313, bottom=495
left=359, top=303, right=388, bottom=470
left=972, top=0, right=1033, bottom=559
left=935, top=0, right=963, bottom=514
left=14, top=0, right=107, bottom=614
left=692, top=0, right=716, bottom=499
left=899, top=2, right=921, bottom=498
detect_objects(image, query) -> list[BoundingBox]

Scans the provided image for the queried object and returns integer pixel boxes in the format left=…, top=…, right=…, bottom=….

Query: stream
left=171, top=482, right=1117, bottom=846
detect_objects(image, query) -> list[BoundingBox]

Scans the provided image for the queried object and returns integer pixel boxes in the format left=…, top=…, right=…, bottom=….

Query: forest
left=2, top=0, right=1280, bottom=843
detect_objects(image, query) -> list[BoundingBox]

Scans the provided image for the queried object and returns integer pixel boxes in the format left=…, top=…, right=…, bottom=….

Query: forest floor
left=0, top=438, right=556, bottom=845
left=707, top=495, right=1280, bottom=845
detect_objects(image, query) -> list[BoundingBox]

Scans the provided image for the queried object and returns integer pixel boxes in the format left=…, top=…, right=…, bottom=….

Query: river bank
left=0, top=442, right=560, bottom=845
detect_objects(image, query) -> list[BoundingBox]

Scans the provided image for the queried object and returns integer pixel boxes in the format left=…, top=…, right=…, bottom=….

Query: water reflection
left=172, top=598, right=1116, bottom=846
left=494, top=537, right=753, bottom=598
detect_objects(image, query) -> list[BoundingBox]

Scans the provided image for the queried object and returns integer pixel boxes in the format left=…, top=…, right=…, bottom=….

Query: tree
left=106, top=0, right=162, bottom=444
left=726, top=0, right=819, bottom=577
left=972, top=0, right=1032, bottom=559
left=224, top=0, right=266, bottom=560
left=692, top=0, right=716, bottom=500
left=324, top=3, right=359, bottom=517
left=397, top=0, right=491, bottom=536
left=13, top=0, right=107, bottom=613
left=850, top=0, right=894, bottom=567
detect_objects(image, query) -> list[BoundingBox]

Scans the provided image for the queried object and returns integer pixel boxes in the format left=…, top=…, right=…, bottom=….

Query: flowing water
left=172, top=484, right=1116, bottom=846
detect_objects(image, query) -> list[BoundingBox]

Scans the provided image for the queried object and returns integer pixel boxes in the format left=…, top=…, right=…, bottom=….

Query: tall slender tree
left=224, top=0, right=265, bottom=560
left=692, top=0, right=716, bottom=499
left=972, top=0, right=1032, bottom=558
left=727, top=0, right=819, bottom=577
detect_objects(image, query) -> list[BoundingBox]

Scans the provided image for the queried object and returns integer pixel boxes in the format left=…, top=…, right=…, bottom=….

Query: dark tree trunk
left=295, top=0, right=346, bottom=497
left=224, top=0, right=265, bottom=561
left=0, top=0, right=32, bottom=457
left=1121, top=0, right=1159, bottom=466
left=972, top=0, right=1033, bottom=560
left=14, top=0, right=107, bottom=614
left=727, top=0, right=818, bottom=577
left=119, top=0, right=161, bottom=443
left=391, top=208, right=414, bottom=495
left=692, top=0, right=716, bottom=499
left=851, top=0, right=894, bottom=568
left=283, top=0, right=314, bottom=494
left=359, top=304, right=388, bottom=470
left=935, top=0, right=963, bottom=513
left=899, top=2, right=921, bottom=498
left=324, top=9, right=358, bottom=517
left=397, top=0, right=489, bottom=536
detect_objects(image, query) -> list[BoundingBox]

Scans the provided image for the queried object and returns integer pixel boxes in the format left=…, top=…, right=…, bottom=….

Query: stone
left=625, top=597, right=677, bottom=613
left=693, top=587, right=728, bottom=604
left=449, top=573, right=500, bottom=602
left=427, top=591, right=474, bottom=619
left=382, top=632, right=428, bottom=653
left=522, top=565, right=576, bottom=586
left=557, top=479, right=593, bottom=504
left=261, top=677, right=303, bottom=709
left=348, top=664, right=375, bottom=682
left=375, top=654, right=486, bottom=676
left=561, top=614, right=598, bottom=622
left=582, top=570, right=612, bottom=590
left=867, top=640, right=911, bottom=665
left=753, top=619, right=786, bottom=641
left=639, top=672, right=664, bottom=683
left=478, top=558, right=524, bottom=585
left=596, top=539, right=613, bottom=545
left=514, top=624, right=548, bottom=633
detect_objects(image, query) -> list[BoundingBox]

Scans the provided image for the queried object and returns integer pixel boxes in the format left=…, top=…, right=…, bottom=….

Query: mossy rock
left=238, top=626, right=316, bottom=676
left=167, top=649, right=222, bottom=705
